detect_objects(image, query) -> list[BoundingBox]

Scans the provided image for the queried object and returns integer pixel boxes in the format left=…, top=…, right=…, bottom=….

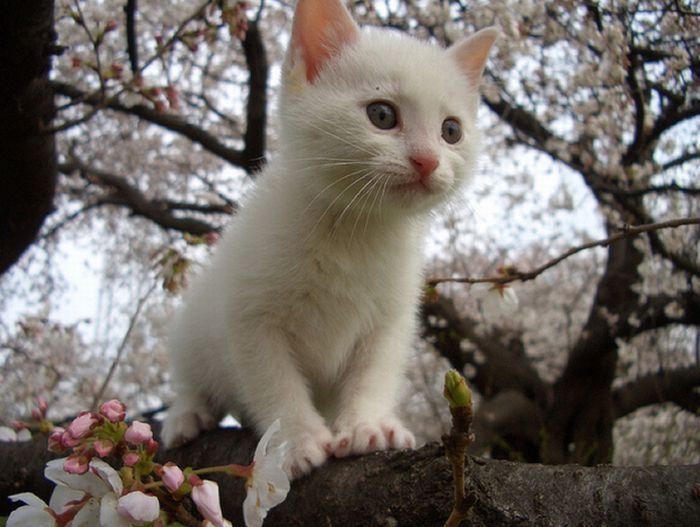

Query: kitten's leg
left=331, top=318, right=416, bottom=457
left=237, top=328, right=333, bottom=479
left=161, top=390, right=220, bottom=448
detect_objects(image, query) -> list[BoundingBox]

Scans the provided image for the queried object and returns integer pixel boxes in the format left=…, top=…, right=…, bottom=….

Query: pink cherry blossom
left=99, top=399, right=126, bottom=423
left=116, top=491, right=160, bottom=523
left=65, top=412, right=98, bottom=442
left=47, top=427, right=65, bottom=452
left=124, top=420, right=153, bottom=445
left=191, top=479, right=225, bottom=527
left=122, top=452, right=141, bottom=466
left=161, top=463, right=185, bottom=493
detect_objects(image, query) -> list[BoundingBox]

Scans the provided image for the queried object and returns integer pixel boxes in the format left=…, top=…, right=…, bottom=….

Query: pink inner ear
left=291, top=0, right=360, bottom=82
left=448, top=27, right=499, bottom=86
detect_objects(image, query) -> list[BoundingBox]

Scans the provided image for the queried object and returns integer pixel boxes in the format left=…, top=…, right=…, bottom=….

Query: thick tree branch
left=1, top=433, right=698, bottom=525
left=59, top=158, right=228, bottom=235
left=53, top=82, right=253, bottom=171
left=612, top=366, right=700, bottom=418
left=125, top=0, right=139, bottom=75
left=240, top=20, right=268, bottom=173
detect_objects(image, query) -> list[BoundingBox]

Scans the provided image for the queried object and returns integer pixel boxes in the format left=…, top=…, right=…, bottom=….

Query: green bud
left=443, top=370, right=472, bottom=409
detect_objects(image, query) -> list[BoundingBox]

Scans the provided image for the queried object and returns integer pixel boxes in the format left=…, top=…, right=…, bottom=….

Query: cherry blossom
left=99, top=399, right=127, bottom=422
left=6, top=493, right=55, bottom=527
left=243, top=419, right=291, bottom=527
left=115, top=491, right=160, bottom=524
left=192, top=479, right=226, bottom=527
left=160, top=462, right=185, bottom=492
left=124, top=420, right=153, bottom=445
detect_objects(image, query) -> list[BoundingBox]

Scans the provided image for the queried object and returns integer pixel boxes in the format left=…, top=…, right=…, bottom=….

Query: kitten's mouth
left=392, top=179, right=432, bottom=194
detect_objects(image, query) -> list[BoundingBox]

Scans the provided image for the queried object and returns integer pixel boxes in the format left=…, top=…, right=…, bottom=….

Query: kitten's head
left=280, top=0, right=498, bottom=218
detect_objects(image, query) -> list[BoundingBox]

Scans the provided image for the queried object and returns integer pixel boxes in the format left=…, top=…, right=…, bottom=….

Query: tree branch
left=1, top=433, right=698, bottom=525
left=59, top=158, right=226, bottom=235
left=427, top=217, right=700, bottom=287
left=240, top=20, right=268, bottom=173
left=125, top=0, right=139, bottom=75
left=53, top=82, right=253, bottom=171
left=612, top=366, right=700, bottom=418
left=421, top=296, right=548, bottom=406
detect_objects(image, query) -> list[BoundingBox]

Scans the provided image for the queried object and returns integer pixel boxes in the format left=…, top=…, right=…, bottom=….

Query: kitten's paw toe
left=283, top=427, right=333, bottom=479
left=161, top=406, right=217, bottom=448
left=380, top=417, right=416, bottom=450
left=332, top=417, right=415, bottom=457
left=333, top=423, right=386, bottom=457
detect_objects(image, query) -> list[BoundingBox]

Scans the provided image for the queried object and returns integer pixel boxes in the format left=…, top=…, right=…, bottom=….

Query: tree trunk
left=0, top=0, right=57, bottom=275
left=544, top=235, right=644, bottom=465
left=2, top=429, right=699, bottom=526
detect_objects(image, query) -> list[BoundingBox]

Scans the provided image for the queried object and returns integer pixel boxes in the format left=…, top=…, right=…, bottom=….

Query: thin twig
left=91, top=280, right=158, bottom=410
left=427, top=217, right=700, bottom=287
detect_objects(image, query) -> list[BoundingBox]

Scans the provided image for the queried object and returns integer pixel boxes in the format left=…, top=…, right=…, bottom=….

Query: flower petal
left=254, top=419, right=281, bottom=461
left=99, top=493, right=132, bottom=527
left=49, top=485, right=85, bottom=514
left=242, top=489, right=265, bottom=527
left=6, top=504, right=55, bottom=527
left=8, top=492, right=48, bottom=509
left=70, top=497, right=101, bottom=527
left=117, top=491, right=160, bottom=523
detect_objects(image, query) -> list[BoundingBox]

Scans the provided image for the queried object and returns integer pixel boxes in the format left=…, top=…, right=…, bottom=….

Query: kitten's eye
left=441, top=118, right=462, bottom=144
left=366, top=101, right=398, bottom=130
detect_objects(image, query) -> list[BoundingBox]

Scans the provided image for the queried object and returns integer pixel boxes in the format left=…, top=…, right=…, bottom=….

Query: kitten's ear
left=447, top=27, right=499, bottom=86
left=290, top=0, right=360, bottom=83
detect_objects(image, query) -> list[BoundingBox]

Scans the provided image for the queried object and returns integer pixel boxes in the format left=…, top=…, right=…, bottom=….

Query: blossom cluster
left=6, top=400, right=290, bottom=527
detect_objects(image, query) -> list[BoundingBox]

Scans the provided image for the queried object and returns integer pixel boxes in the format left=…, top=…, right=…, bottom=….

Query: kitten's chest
left=280, top=235, right=422, bottom=360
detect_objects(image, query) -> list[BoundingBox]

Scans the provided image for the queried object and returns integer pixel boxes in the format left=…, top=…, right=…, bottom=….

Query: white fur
left=162, top=11, right=492, bottom=478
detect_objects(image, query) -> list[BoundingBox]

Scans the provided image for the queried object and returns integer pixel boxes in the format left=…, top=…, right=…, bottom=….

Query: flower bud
left=123, top=451, right=141, bottom=467
left=99, top=399, right=126, bottom=423
left=65, top=412, right=99, bottom=442
left=191, top=480, right=224, bottom=527
left=117, top=491, right=160, bottom=523
left=48, top=427, right=66, bottom=453
left=443, top=370, right=472, bottom=409
left=124, top=421, right=153, bottom=445
left=160, top=462, right=185, bottom=493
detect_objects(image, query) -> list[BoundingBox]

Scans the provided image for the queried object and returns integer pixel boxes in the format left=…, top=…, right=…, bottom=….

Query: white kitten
left=162, top=0, right=497, bottom=478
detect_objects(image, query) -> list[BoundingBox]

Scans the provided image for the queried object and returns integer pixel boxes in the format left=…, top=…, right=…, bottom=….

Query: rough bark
left=1, top=430, right=699, bottom=526
left=0, top=0, right=57, bottom=275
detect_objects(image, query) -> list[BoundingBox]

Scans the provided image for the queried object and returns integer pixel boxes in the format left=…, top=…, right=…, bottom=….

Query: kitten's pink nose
left=410, top=155, right=439, bottom=181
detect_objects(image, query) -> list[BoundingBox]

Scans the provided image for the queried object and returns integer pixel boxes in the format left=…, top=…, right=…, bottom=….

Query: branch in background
left=125, top=0, right=139, bottom=75
left=594, top=181, right=700, bottom=198
left=90, top=280, right=157, bottom=411
left=59, top=157, right=231, bottom=235
left=53, top=82, right=252, bottom=171
left=421, top=296, right=548, bottom=406
left=612, top=366, right=700, bottom=418
left=427, top=217, right=700, bottom=287
left=240, top=19, right=268, bottom=173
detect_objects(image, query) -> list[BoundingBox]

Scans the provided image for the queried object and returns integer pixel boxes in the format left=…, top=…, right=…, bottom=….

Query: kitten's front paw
left=332, top=416, right=416, bottom=458
left=282, top=426, right=333, bottom=480
left=161, top=405, right=217, bottom=448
